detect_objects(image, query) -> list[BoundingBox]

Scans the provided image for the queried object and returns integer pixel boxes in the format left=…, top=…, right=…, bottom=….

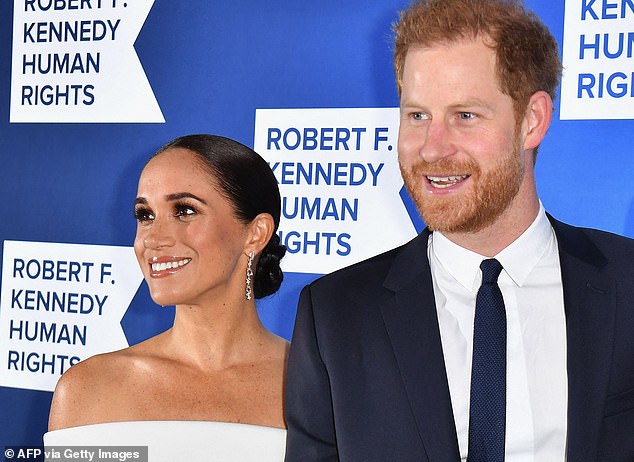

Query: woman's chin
left=148, top=291, right=179, bottom=308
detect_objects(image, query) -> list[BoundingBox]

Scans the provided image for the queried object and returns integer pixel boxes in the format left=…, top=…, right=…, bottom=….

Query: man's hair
left=394, top=0, right=562, bottom=120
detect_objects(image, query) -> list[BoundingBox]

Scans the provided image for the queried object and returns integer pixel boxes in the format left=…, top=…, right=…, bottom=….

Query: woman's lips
left=148, top=257, right=191, bottom=277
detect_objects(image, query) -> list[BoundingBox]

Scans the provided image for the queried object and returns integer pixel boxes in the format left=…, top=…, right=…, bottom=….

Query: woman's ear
left=244, top=213, right=275, bottom=255
left=523, top=90, right=553, bottom=151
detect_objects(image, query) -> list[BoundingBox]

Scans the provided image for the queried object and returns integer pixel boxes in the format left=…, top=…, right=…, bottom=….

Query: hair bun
left=254, top=234, right=287, bottom=299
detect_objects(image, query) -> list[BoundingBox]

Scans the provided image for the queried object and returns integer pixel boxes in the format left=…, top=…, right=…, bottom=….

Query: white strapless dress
left=43, top=421, right=286, bottom=461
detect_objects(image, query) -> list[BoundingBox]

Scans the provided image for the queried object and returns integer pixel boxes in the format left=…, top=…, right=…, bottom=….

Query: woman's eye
left=174, top=204, right=197, bottom=218
left=134, top=207, right=154, bottom=222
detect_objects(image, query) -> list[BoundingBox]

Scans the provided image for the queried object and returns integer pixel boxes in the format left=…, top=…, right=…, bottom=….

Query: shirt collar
left=430, top=202, right=553, bottom=291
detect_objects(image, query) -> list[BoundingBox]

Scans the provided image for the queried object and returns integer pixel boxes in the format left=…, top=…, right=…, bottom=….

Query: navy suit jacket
left=284, top=216, right=634, bottom=461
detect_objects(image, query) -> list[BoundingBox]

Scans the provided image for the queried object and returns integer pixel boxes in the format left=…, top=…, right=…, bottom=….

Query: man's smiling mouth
left=427, top=175, right=469, bottom=189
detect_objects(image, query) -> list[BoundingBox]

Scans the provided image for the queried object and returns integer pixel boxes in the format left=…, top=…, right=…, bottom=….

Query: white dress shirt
left=428, top=204, right=568, bottom=462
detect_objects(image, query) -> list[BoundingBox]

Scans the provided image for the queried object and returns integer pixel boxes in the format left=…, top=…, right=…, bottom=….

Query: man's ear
left=523, top=90, right=553, bottom=151
left=244, top=213, right=275, bottom=255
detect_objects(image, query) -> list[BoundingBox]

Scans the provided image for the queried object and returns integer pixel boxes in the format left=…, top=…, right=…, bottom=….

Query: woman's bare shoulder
left=48, top=335, right=166, bottom=431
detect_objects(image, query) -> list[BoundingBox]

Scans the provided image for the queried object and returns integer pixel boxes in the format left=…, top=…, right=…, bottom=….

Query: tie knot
left=480, top=258, right=503, bottom=284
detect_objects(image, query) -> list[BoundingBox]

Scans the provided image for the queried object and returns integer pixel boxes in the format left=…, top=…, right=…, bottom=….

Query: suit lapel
left=378, top=219, right=617, bottom=461
left=550, top=217, right=616, bottom=461
left=379, top=230, right=461, bottom=462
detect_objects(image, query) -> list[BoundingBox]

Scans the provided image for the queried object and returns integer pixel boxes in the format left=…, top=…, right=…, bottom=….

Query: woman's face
left=133, top=147, right=250, bottom=307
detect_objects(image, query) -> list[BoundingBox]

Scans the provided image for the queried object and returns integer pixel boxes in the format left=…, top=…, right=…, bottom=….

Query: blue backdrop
left=1, top=0, right=633, bottom=447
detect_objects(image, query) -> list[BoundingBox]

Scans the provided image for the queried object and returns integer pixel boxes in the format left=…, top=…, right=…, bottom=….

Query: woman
left=46, top=135, right=288, bottom=459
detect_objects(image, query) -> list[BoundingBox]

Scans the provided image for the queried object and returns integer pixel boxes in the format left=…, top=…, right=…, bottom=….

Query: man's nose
left=419, top=119, right=456, bottom=163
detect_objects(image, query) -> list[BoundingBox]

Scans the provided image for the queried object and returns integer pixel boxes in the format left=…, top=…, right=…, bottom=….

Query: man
left=284, top=0, right=634, bottom=461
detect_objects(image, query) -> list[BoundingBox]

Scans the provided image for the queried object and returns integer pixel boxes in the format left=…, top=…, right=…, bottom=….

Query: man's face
left=397, top=37, right=530, bottom=234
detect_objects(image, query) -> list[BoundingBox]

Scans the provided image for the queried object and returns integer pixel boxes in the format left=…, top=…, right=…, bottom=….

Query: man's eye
left=134, top=207, right=154, bottom=222
left=412, top=112, right=428, bottom=120
left=459, top=112, right=476, bottom=120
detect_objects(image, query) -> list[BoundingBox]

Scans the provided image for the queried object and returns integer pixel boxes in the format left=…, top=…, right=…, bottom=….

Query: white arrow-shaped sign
left=10, top=0, right=164, bottom=123
left=254, top=107, right=417, bottom=275
left=0, top=240, right=143, bottom=392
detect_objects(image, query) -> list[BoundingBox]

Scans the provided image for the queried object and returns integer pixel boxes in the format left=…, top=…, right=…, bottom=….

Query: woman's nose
left=141, top=219, right=175, bottom=249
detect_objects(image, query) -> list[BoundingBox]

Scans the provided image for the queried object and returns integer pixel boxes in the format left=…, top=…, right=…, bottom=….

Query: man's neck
left=440, top=197, right=541, bottom=257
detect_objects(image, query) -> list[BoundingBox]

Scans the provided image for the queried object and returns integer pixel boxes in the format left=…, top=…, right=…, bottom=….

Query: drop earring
left=245, top=250, right=254, bottom=300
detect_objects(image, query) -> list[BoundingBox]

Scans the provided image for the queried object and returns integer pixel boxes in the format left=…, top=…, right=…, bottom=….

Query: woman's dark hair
left=154, top=134, right=286, bottom=298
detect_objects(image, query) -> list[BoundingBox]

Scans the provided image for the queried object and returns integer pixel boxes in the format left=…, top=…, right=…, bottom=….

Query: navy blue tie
left=467, top=258, right=506, bottom=462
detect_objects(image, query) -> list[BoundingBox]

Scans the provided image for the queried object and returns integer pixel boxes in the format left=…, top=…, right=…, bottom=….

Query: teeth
left=427, top=175, right=468, bottom=189
left=151, top=258, right=191, bottom=272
